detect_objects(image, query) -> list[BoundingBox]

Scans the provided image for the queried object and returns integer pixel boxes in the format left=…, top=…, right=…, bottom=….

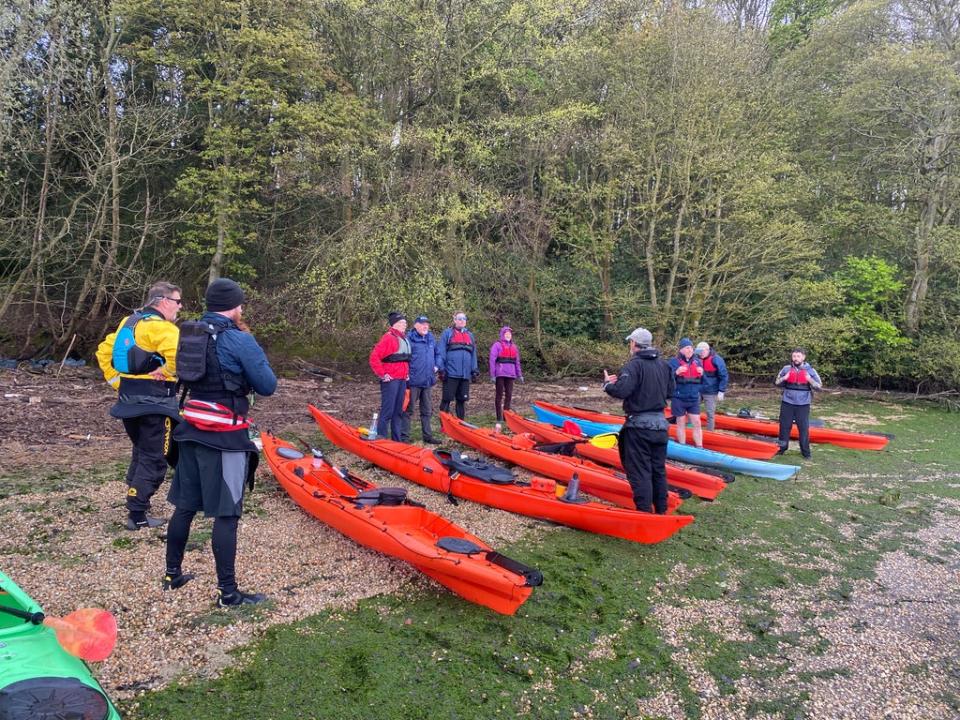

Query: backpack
left=174, top=320, right=216, bottom=383
left=111, top=311, right=164, bottom=375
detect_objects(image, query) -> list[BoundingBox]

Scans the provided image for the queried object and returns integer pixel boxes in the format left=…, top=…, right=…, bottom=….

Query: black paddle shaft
left=0, top=604, right=45, bottom=625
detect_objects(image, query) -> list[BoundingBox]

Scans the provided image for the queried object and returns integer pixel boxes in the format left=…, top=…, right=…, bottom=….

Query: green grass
left=0, top=461, right=128, bottom=500
left=125, top=396, right=960, bottom=720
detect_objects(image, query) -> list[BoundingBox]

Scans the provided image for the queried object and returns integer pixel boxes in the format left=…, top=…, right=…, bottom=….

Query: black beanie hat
left=206, top=278, right=245, bottom=312
left=388, top=311, right=406, bottom=326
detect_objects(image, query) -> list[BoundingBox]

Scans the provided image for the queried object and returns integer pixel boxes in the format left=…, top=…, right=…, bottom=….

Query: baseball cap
left=625, top=328, right=653, bottom=346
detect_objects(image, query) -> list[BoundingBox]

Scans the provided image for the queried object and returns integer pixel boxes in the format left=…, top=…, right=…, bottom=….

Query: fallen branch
left=56, top=333, right=77, bottom=378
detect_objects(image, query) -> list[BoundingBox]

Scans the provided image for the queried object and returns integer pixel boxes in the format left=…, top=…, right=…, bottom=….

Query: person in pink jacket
left=489, top=326, right=523, bottom=421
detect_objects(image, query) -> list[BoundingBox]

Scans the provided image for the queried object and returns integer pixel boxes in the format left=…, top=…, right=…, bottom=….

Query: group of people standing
left=604, top=327, right=822, bottom=515
left=368, top=311, right=523, bottom=442
left=97, top=279, right=277, bottom=607
left=96, top=280, right=822, bottom=606
left=666, top=337, right=730, bottom=448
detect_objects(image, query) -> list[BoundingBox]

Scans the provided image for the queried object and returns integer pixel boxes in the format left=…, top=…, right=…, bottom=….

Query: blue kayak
left=531, top=403, right=800, bottom=481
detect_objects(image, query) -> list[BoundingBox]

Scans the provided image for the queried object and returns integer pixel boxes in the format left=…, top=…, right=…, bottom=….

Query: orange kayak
left=503, top=411, right=727, bottom=501
left=664, top=408, right=892, bottom=450
left=309, top=408, right=692, bottom=545
left=534, top=401, right=780, bottom=459
left=261, top=431, right=540, bottom=615
left=437, top=412, right=685, bottom=513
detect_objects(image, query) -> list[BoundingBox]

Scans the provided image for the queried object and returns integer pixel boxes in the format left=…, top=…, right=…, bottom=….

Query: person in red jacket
left=369, top=312, right=411, bottom=441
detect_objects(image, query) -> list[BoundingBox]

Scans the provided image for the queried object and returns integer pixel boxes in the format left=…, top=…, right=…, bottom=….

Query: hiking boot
left=802, top=453, right=812, bottom=460
left=126, top=515, right=166, bottom=531
left=423, top=436, right=440, bottom=445
left=217, top=589, right=268, bottom=607
left=774, top=446, right=788, bottom=456
left=162, top=572, right=195, bottom=591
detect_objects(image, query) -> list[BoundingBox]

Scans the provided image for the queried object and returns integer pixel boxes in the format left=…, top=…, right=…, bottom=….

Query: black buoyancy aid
left=783, top=366, right=812, bottom=391
left=495, top=343, right=518, bottom=364
left=447, top=329, right=474, bottom=353
left=382, top=335, right=412, bottom=364
left=177, top=321, right=251, bottom=416
left=675, top=356, right=702, bottom=384
left=701, top=353, right=718, bottom=377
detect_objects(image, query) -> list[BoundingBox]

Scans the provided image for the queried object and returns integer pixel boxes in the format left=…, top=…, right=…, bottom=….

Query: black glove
left=471, top=371, right=479, bottom=382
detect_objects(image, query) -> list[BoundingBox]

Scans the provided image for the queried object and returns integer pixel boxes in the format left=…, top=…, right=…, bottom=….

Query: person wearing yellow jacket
left=97, top=281, right=182, bottom=530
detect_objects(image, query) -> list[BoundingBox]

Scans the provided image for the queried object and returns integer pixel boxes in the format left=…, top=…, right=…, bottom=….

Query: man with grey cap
left=602, top=327, right=675, bottom=514
left=695, top=341, right=728, bottom=431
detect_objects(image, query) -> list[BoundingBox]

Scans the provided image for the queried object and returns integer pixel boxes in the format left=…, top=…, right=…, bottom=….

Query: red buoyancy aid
left=675, top=357, right=702, bottom=383
left=448, top=329, right=474, bottom=351
left=783, top=366, right=811, bottom=391
left=701, top=353, right=718, bottom=377
left=495, top=343, right=518, bottom=363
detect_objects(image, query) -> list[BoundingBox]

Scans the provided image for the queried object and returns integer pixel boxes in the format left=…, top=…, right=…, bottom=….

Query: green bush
left=541, top=336, right=628, bottom=377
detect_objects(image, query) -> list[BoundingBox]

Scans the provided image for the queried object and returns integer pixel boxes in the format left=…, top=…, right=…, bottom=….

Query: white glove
left=717, top=392, right=724, bottom=402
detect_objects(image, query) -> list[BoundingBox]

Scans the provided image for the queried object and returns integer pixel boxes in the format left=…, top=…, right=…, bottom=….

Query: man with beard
left=774, top=348, right=823, bottom=459
left=163, top=278, right=277, bottom=606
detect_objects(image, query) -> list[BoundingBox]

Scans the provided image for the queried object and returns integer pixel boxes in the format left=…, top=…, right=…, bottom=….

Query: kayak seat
left=433, top=450, right=514, bottom=484
left=437, top=536, right=484, bottom=554
left=354, top=487, right=408, bottom=507
left=531, top=441, right=576, bottom=456
left=435, top=539, right=544, bottom=587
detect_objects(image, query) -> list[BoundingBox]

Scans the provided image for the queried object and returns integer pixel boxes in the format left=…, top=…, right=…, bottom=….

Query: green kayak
left=0, top=570, right=120, bottom=720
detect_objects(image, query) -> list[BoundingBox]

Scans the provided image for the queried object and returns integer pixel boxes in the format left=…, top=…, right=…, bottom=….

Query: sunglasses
left=455, top=315, right=467, bottom=321
left=163, top=296, right=183, bottom=306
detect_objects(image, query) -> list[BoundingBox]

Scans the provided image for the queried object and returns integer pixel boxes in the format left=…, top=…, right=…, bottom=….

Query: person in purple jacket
left=489, top=326, right=524, bottom=421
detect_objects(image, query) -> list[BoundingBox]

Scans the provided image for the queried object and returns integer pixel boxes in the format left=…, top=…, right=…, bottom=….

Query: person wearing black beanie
left=369, top=312, right=411, bottom=440
left=164, top=277, right=278, bottom=607
left=205, top=278, right=245, bottom=312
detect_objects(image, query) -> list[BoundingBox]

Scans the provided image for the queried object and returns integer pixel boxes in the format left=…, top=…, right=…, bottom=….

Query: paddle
left=0, top=604, right=117, bottom=662
left=560, top=419, right=619, bottom=449
left=292, top=437, right=369, bottom=491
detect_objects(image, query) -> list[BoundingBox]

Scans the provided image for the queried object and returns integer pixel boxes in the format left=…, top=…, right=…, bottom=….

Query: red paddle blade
left=44, top=608, right=117, bottom=662
left=561, top=419, right=584, bottom=437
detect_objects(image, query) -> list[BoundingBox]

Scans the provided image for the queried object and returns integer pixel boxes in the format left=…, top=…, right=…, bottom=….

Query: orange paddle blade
left=44, top=608, right=117, bottom=662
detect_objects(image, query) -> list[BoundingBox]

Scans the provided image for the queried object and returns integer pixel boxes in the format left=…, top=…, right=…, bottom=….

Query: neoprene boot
left=162, top=571, right=195, bottom=591
left=126, top=514, right=165, bottom=530
left=217, top=589, right=267, bottom=607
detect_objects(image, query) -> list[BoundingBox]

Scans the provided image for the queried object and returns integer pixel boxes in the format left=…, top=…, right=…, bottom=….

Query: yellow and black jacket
left=96, top=311, right=180, bottom=420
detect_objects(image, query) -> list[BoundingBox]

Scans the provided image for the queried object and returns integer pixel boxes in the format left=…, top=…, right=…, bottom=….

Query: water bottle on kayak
left=367, top=412, right=379, bottom=440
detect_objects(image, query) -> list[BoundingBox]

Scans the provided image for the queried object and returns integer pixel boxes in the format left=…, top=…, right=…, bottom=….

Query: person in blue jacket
left=437, top=311, right=479, bottom=419
left=667, top=338, right=704, bottom=448
left=401, top=315, right=442, bottom=443
left=164, top=278, right=277, bottom=607
left=695, top=341, right=728, bottom=431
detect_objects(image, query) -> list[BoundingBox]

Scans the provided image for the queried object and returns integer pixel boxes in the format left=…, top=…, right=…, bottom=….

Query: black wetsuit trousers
left=617, top=427, right=669, bottom=514
left=165, top=509, right=240, bottom=593
left=440, top=376, right=470, bottom=419
left=778, top=402, right=811, bottom=456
